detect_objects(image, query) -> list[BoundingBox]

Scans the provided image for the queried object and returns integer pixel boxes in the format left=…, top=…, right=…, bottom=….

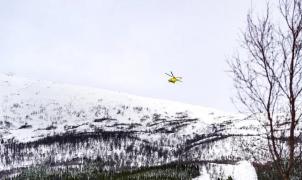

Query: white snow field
left=194, top=161, right=257, bottom=180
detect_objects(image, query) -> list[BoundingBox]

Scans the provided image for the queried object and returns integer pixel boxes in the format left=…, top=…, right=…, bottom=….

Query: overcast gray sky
left=0, top=0, right=267, bottom=112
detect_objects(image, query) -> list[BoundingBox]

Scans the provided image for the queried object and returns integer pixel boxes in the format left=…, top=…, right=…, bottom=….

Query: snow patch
left=193, top=161, right=257, bottom=180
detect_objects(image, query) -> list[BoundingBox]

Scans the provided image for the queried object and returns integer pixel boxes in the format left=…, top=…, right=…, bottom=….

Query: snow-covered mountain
left=0, top=73, right=262, bottom=179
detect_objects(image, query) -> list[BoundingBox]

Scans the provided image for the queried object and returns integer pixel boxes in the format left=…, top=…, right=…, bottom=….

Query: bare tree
left=229, top=1, right=302, bottom=179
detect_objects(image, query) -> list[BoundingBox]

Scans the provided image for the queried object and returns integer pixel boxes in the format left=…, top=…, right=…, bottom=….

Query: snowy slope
left=193, top=161, right=258, bottom=180
left=0, top=73, right=255, bottom=142
left=0, top=73, right=262, bottom=178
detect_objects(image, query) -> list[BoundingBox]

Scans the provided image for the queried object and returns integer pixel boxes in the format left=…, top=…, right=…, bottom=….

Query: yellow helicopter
left=165, top=71, right=182, bottom=84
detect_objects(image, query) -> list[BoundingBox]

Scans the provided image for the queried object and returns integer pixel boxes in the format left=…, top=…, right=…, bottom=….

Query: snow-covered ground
left=194, top=161, right=257, bottom=180
left=0, top=73, right=261, bottom=144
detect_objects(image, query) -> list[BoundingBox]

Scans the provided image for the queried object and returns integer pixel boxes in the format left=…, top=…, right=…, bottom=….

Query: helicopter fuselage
left=168, top=77, right=180, bottom=83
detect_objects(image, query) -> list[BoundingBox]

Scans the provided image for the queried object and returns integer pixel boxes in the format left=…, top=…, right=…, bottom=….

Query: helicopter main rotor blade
left=165, top=73, right=173, bottom=77
left=170, top=71, right=175, bottom=77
